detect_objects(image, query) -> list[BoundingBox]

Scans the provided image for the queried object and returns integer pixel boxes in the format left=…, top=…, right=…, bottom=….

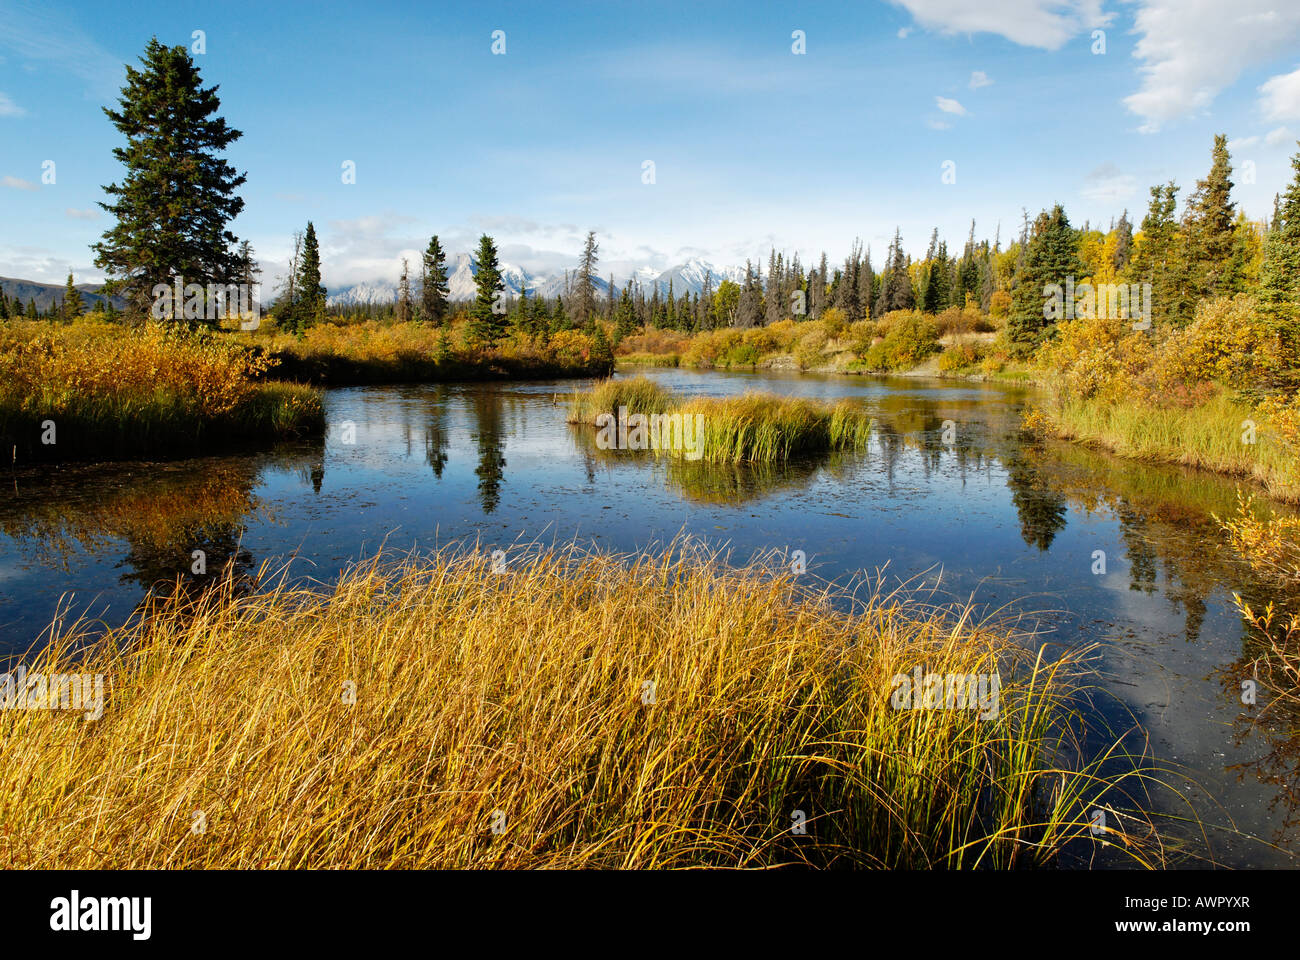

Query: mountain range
left=0, top=276, right=125, bottom=313
left=1, top=256, right=749, bottom=314
left=326, top=256, right=747, bottom=307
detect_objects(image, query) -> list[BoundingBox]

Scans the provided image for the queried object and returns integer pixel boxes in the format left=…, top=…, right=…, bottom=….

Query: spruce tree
left=1113, top=210, right=1133, bottom=274
left=614, top=283, right=637, bottom=339
left=1130, top=183, right=1192, bottom=326
left=420, top=235, right=449, bottom=326
left=1183, top=134, right=1237, bottom=300
left=294, top=221, right=325, bottom=331
left=1007, top=205, right=1085, bottom=355
left=575, top=230, right=599, bottom=330
left=63, top=271, right=84, bottom=321
left=93, top=38, right=246, bottom=320
left=590, top=322, right=614, bottom=375
left=467, top=234, right=506, bottom=348
left=1256, top=141, right=1300, bottom=375
left=736, top=261, right=762, bottom=328
left=396, top=258, right=413, bottom=324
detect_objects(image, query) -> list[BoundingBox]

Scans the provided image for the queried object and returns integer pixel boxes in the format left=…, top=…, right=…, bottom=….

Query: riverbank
left=0, top=320, right=324, bottom=462
left=0, top=542, right=1165, bottom=869
left=1027, top=393, right=1300, bottom=503
left=248, top=319, right=612, bottom=385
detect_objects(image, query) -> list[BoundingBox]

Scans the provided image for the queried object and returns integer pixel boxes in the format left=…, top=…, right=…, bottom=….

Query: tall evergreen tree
left=93, top=38, right=246, bottom=320
left=875, top=229, right=914, bottom=315
left=1130, top=183, right=1192, bottom=326
left=420, top=235, right=450, bottom=326
left=575, top=230, right=599, bottom=330
left=1256, top=141, right=1300, bottom=375
left=735, top=261, right=762, bottom=328
left=396, top=258, right=413, bottom=324
left=1183, top=134, right=1237, bottom=300
left=62, top=271, right=84, bottom=322
left=1007, top=204, right=1085, bottom=354
left=1113, top=210, right=1133, bottom=274
left=467, top=234, right=506, bottom=348
left=293, top=220, right=325, bottom=331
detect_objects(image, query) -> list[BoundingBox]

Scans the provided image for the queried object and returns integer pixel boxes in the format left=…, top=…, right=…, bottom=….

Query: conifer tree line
left=10, top=36, right=1300, bottom=375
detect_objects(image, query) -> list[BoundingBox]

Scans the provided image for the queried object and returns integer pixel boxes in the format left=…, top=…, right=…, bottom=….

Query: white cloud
left=64, top=207, right=97, bottom=220
left=897, top=27, right=913, bottom=39
left=935, top=96, right=967, bottom=115
left=1124, top=1, right=1300, bottom=133
left=1266, top=125, right=1294, bottom=148
left=2, top=175, right=38, bottom=191
left=1228, top=135, right=1260, bottom=150
left=1260, top=65, right=1300, bottom=123
left=889, top=0, right=1110, bottom=50
left=0, top=92, right=25, bottom=117
left=926, top=118, right=952, bottom=130
left=968, top=70, right=992, bottom=90
left=1081, top=164, right=1138, bottom=205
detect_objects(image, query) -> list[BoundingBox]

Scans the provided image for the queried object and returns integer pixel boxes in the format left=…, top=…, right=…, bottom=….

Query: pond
left=2, top=366, right=1297, bottom=867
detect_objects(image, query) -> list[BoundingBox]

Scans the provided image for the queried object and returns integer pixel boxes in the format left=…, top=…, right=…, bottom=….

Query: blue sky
left=2, top=0, right=1299, bottom=289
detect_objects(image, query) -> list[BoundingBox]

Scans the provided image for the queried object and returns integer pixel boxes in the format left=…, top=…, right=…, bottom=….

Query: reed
left=1029, top=392, right=1300, bottom=503
left=0, top=542, right=1169, bottom=869
left=567, top=376, right=878, bottom=463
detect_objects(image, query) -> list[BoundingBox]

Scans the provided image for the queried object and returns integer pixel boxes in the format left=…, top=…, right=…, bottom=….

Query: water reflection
left=3, top=370, right=1299, bottom=864
left=0, top=445, right=321, bottom=631
left=470, top=395, right=508, bottom=514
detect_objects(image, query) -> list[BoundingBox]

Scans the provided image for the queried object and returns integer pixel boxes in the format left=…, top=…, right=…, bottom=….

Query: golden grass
left=1028, top=392, right=1300, bottom=503
left=0, top=542, right=1169, bottom=869
left=567, top=376, right=878, bottom=463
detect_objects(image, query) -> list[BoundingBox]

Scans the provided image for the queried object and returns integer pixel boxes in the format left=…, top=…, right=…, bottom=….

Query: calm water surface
left=2, top=367, right=1297, bottom=867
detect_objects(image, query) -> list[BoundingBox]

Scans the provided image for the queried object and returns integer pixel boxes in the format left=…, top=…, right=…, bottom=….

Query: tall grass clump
left=568, top=376, right=877, bottom=463
left=1031, top=392, right=1299, bottom=501
left=0, top=542, right=1169, bottom=869
left=0, top=319, right=323, bottom=461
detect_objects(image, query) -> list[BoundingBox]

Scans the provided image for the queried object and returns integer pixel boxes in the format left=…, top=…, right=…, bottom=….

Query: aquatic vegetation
left=567, top=376, right=877, bottom=463
left=0, top=319, right=323, bottom=461
left=0, top=542, right=1170, bottom=869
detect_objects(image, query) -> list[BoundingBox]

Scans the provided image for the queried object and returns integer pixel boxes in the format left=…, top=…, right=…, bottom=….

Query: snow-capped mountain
left=326, top=255, right=743, bottom=307
left=642, top=258, right=746, bottom=297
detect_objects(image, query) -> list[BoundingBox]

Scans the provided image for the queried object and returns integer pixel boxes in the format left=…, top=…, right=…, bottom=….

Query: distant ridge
left=326, top=256, right=747, bottom=308
left=0, top=276, right=126, bottom=312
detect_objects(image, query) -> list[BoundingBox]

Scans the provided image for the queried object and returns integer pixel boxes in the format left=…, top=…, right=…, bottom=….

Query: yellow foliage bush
left=0, top=319, right=274, bottom=418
